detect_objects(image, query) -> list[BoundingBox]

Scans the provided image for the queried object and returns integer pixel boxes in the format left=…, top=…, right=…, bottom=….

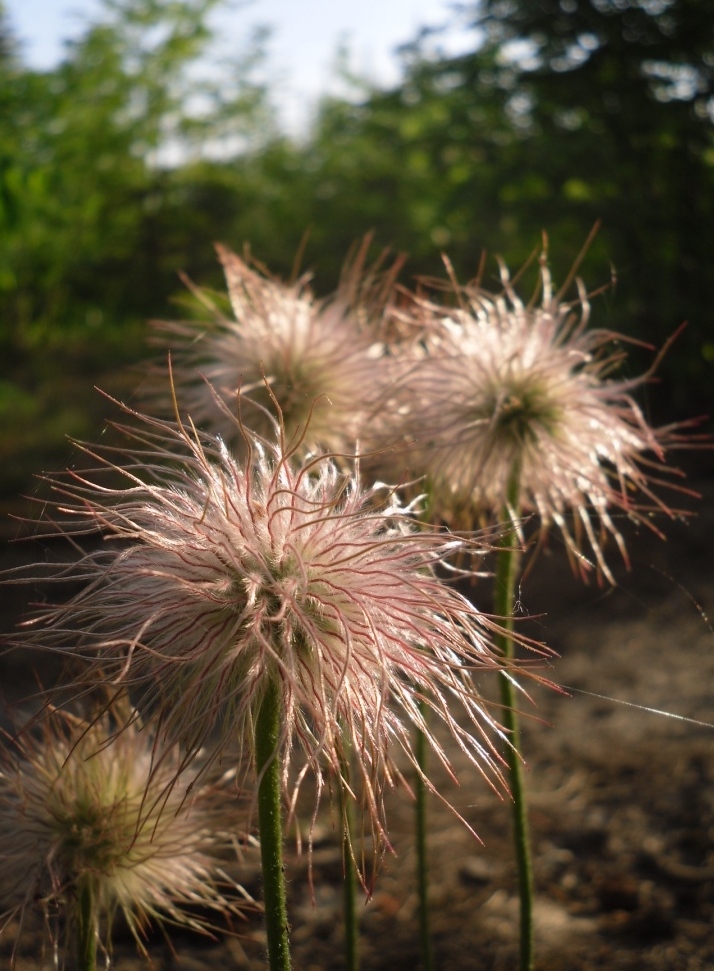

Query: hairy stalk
left=339, top=745, right=359, bottom=971
left=77, top=878, right=97, bottom=971
left=495, top=473, right=534, bottom=971
left=256, top=678, right=292, bottom=971
left=415, top=697, right=434, bottom=971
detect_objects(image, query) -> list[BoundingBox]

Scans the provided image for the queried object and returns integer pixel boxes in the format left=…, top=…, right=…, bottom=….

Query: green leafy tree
left=280, top=1, right=714, bottom=414
left=3, top=0, right=271, bottom=334
left=460, top=0, right=714, bottom=412
left=0, top=0, right=272, bottom=499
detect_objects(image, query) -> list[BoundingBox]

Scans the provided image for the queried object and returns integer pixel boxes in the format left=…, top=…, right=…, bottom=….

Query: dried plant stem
left=256, top=678, right=292, bottom=971
left=495, top=489, right=534, bottom=971
left=415, top=697, right=434, bottom=971
left=77, top=878, right=97, bottom=971
left=339, top=746, right=359, bottom=971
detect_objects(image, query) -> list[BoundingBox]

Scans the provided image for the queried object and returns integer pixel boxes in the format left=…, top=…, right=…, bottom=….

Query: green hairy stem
left=76, top=878, right=97, bottom=971
left=339, top=744, right=359, bottom=971
left=256, top=678, right=292, bottom=971
left=495, top=471, right=535, bottom=971
left=415, top=698, right=434, bottom=971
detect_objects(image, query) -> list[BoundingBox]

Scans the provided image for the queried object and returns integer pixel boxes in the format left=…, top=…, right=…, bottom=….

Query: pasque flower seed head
left=19, top=398, right=523, bottom=845
left=148, top=241, right=398, bottom=457
left=397, top=247, right=694, bottom=579
left=0, top=702, right=248, bottom=965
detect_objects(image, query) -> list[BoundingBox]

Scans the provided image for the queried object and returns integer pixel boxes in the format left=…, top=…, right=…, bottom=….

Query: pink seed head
left=393, top=247, right=698, bottom=580
left=21, top=401, right=525, bottom=850
left=147, top=242, right=400, bottom=457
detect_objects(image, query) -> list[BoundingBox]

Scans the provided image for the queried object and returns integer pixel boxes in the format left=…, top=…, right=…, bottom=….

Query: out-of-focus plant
left=145, top=237, right=403, bottom=458
left=0, top=698, right=249, bottom=970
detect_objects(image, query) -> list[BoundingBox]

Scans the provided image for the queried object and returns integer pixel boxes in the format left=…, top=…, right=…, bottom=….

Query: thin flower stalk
left=495, top=468, right=535, bottom=971
left=415, top=698, right=434, bottom=971
left=77, top=877, right=97, bottom=971
left=255, top=678, right=292, bottom=971
left=338, top=742, right=359, bottom=971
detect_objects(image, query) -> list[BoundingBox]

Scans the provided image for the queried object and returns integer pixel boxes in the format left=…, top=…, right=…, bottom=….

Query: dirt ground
left=1, top=469, right=713, bottom=971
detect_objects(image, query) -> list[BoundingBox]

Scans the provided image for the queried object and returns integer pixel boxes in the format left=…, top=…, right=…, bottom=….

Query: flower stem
left=415, top=698, right=434, bottom=971
left=338, top=746, right=359, bottom=971
left=76, top=878, right=97, bottom=971
left=494, top=477, right=534, bottom=971
left=256, top=678, right=292, bottom=971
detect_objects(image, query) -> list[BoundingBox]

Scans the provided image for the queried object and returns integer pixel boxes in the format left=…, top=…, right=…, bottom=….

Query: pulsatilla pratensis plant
left=0, top=701, right=248, bottom=970
left=394, top=243, right=697, bottom=581
left=147, top=238, right=402, bottom=457
left=386, top=238, right=703, bottom=971
left=14, top=396, right=543, bottom=970
left=17, top=399, right=526, bottom=837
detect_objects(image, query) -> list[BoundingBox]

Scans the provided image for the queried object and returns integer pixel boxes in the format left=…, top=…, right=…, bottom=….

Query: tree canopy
left=283, top=0, right=714, bottom=414
left=0, top=0, right=272, bottom=494
left=1, top=0, right=711, bottom=501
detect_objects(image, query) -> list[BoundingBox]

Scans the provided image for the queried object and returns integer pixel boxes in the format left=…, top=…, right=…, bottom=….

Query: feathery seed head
left=0, top=703, right=247, bottom=965
left=21, top=402, right=518, bottom=844
left=148, top=242, right=398, bottom=455
left=398, top=248, right=693, bottom=580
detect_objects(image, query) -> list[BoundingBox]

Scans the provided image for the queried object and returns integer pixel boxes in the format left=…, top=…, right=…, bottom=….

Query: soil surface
left=1, top=471, right=713, bottom=971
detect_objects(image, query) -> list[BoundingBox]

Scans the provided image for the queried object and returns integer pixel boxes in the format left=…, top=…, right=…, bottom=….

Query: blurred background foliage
left=1, top=0, right=712, bottom=503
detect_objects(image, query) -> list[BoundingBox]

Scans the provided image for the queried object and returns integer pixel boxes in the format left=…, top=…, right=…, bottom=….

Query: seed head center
left=54, top=797, right=127, bottom=873
left=478, top=381, right=560, bottom=445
